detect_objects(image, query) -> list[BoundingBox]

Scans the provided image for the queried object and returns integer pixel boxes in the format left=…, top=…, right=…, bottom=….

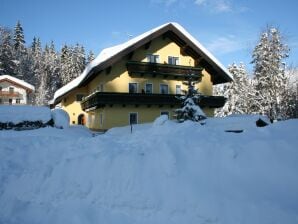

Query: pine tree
left=31, top=37, right=43, bottom=104
left=60, top=44, right=72, bottom=85
left=175, top=73, right=206, bottom=122
left=87, top=50, right=95, bottom=64
left=251, top=26, right=289, bottom=120
left=13, top=21, right=25, bottom=52
left=0, top=27, right=16, bottom=76
left=12, top=21, right=28, bottom=79
left=215, top=63, right=255, bottom=116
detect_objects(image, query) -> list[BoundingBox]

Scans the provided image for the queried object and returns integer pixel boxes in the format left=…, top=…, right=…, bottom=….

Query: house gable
left=53, top=22, right=232, bottom=104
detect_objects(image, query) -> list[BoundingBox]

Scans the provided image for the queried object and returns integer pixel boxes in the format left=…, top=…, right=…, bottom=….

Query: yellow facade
left=61, top=35, right=214, bottom=130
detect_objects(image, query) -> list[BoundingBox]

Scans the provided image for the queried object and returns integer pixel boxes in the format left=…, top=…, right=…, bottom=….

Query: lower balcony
left=81, top=92, right=226, bottom=111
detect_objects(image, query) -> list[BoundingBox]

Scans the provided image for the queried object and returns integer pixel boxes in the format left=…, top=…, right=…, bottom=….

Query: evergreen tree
left=31, top=37, right=43, bottom=104
left=13, top=21, right=28, bottom=79
left=87, top=50, right=95, bottom=64
left=0, top=27, right=16, bottom=76
left=13, top=21, right=25, bottom=52
left=215, top=63, right=255, bottom=116
left=251, top=26, right=289, bottom=120
left=60, top=44, right=72, bottom=85
left=175, top=73, right=206, bottom=122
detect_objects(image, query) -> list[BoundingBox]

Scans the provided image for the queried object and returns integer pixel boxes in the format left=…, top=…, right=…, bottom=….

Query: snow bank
left=0, top=105, right=51, bottom=123
left=51, top=108, right=70, bottom=129
left=0, top=117, right=297, bottom=224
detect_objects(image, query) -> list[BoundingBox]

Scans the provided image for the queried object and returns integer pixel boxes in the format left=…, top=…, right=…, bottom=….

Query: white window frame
left=176, top=84, right=182, bottom=94
left=129, top=82, right=138, bottom=93
left=147, top=54, right=160, bottom=63
left=99, top=113, right=104, bottom=128
left=168, top=56, right=179, bottom=65
left=160, top=84, right=169, bottom=94
left=145, top=83, right=153, bottom=94
left=129, top=112, right=138, bottom=125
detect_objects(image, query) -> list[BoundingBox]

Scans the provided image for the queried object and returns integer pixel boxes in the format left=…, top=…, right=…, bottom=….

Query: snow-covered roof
left=0, top=75, right=35, bottom=91
left=53, top=22, right=233, bottom=103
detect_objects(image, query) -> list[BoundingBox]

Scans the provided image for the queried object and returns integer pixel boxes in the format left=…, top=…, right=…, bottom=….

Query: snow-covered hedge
left=0, top=106, right=69, bottom=131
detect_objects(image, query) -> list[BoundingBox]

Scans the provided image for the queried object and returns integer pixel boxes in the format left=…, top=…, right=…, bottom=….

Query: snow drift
left=0, top=117, right=297, bottom=224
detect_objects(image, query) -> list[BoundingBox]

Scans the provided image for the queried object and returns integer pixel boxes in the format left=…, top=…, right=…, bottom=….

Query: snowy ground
left=0, top=114, right=298, bottom=224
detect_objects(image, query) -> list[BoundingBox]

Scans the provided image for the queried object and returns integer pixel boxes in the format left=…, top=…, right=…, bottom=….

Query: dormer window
left=168, top=56, right=179, bottom=65
left=147, top=54, right=160, bottom=63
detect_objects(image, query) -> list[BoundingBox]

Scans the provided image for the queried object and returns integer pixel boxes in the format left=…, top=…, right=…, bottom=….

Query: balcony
left=81, top=92, right=226, bottom=111
left=126, top=61, right=203, bottom=80
left=0, top=91, right=22, bottom=98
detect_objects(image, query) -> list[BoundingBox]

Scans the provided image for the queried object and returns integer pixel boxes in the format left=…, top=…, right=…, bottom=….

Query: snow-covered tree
left=13, top=21, right=25, bottom=53
left=47, top=41, right=61, bottom=99
left=214, top=63, right=255, bottom=116
left=60, top=44, right=72, bottom=85
left=175, top=73, right=206, bottom=122
left=71, top=44, right=86, bottom=76
left=13, top=21, right=32, bottom=79
left=251, top=26, right=289, bottom=120
left=60, top=43, right=86, bottom=85
left=87, top=50, right=95, bottom=64
left=0, top=27, right=16, bottom=76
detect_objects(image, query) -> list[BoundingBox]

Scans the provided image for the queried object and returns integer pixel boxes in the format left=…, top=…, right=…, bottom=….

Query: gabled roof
left=53, top=22, right=233, bottom=104
left=0, top=75, right=35, bottom=91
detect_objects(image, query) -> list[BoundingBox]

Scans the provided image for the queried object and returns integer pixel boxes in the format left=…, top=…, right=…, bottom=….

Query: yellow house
left=52, top=22, right=233, bottom=131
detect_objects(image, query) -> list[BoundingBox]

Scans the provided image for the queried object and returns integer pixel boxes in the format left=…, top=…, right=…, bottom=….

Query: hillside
left=0, top=115, right=298, bottom=224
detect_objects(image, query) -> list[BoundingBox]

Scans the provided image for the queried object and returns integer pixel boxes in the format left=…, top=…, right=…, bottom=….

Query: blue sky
left=1, top=0, right=298, bottom=72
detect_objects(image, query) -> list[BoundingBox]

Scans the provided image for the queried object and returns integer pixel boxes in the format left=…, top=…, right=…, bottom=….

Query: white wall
left=0, top=81, right=30, bottom=104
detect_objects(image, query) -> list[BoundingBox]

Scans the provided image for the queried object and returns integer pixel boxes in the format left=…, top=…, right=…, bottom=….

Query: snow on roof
left=0, top=75, right=35, bottom=91
left=53, top=22, right=232, bottom=103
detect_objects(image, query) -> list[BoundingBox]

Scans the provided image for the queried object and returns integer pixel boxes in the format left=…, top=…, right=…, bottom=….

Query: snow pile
left=51, top=108, right=70, bottom=129
left=152, top=114, right=168, bottom=126
left=0, top=117, right=298, bottom=224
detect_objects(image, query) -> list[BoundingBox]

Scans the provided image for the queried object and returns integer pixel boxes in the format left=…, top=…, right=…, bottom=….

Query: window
left=168, top=56, right=179, bottom=65
left=147, top=54, right=160, bottom=63
left=9, top=87, right=14, bottom=93
left=129, top=113, right=138, bottom=125
left=176, top=85, right=182, bottom=94
left=160, top=84, right=169, bottom=94
left=0, top=99, right=2, bottom=104
left=9, top=99, right=12, bottom=105
left=16, top=99, right=20, bottom=104
left=0, top=86, right=2, bottom=92
left=96, top=83, right=104, bottom=92
left=129, top=83, right=138, bottom=93
left=145, top=83, right=153, bottom=94
left=76, top=94, right=85, bottom=101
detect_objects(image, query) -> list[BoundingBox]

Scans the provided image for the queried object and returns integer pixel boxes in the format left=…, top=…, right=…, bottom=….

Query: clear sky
left=1, top=0, right=298, bottom=72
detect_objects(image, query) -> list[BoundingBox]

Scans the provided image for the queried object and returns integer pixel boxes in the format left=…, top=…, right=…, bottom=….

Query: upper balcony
left=81, top=92, right=226, bottom=111
left=126, top=61, right=203, bottom=80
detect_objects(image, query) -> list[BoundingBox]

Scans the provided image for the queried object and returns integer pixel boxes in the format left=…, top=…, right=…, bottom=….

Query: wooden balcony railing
left=81, top=92, right=226, bottom=111
left=0, top=91, right=22, bottom=98
left=126, top=61, right=203, bottom=80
